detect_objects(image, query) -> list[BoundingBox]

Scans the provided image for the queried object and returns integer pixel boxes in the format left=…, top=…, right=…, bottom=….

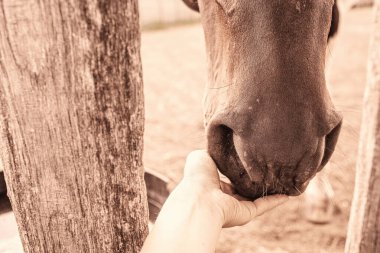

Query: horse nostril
left=320, top=120, right=343, bottom=167
left=207, top=122, right=266, bottom=199
left=207, top=124, right=234, bottom=153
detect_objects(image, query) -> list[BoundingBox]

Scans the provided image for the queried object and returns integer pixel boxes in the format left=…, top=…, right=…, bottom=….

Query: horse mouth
left=207, top=125, right=313, bottom=199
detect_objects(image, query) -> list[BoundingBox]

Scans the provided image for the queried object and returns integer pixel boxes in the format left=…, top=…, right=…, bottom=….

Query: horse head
left=182, top=0, right=342, bottom=199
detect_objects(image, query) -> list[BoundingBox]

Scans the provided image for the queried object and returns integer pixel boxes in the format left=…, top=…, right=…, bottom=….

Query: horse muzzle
left=206, top=111, right=342, bottom=199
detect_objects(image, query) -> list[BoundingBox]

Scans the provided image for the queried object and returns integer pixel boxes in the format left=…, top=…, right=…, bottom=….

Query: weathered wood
left=0, top=0, right=148, bottom=252
left=345, top=1, right=380, bottom=252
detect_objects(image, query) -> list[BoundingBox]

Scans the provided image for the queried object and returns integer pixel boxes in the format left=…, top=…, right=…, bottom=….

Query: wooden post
left=345, top=1, right=380, bottom=252
left=0, top=0, right=148, bottom=252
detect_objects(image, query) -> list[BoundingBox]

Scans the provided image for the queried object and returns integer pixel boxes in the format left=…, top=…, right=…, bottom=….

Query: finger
left=183, top=150, right=219, bottom=180
left=218, top=172, right=231, bottom=183
left=224, top=195, right=289, bottom=227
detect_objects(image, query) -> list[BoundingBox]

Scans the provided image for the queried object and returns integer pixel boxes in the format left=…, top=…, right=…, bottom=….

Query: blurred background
left=0, top=0, right=376, bottom=252
left=139, top=0, right=198, bottom=29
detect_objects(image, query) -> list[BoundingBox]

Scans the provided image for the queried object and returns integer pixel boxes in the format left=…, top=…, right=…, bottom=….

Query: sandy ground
left=0, top=6, right=373, bottom=253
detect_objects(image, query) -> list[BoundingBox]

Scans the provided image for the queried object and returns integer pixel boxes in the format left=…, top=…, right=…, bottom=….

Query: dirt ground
left=142, top=7, right=372, bottom=253
left=0, top=6, right=373, bottom=253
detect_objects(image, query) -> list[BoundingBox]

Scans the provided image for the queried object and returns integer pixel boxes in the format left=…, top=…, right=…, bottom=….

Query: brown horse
left=181, top=0, right=341, bottom=206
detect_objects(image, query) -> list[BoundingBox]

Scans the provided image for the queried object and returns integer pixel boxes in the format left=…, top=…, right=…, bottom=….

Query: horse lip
left=286, top=188, right=304, bottom=196
left=291, top=180, right=310, bottom=195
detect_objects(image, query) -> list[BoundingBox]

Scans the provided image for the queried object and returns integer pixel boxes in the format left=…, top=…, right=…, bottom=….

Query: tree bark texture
left=345, top=1, right=380, bottom=252
left=0, top=0, right=148, bottom=252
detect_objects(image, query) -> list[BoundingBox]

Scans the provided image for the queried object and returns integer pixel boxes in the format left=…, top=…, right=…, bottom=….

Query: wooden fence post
left=0, top=0, right=148, bottom=252
left=345, top=1, right=380, bottom=252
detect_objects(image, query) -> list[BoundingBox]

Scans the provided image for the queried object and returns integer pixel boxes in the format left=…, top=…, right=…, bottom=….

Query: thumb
left=183, top=150, right=219, bottom=180
left=224, top=195, right=289, bottom=227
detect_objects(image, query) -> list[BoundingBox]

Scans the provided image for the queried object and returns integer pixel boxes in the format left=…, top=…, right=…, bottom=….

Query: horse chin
left=207, top=125, right=310, bottom=199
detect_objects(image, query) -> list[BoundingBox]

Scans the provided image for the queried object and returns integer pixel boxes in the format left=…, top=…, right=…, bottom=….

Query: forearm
left=141, top=181, right=223, bottom=253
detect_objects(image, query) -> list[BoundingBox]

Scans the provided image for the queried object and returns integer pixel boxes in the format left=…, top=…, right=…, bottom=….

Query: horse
left=181, top=0, right=341, bottom=222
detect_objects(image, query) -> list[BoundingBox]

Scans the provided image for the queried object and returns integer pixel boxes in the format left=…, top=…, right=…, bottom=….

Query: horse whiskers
left=327, top=44, right=334, bottom=58
left=208, top=84, right=231, bottom=90
left=325, top=152, right=355, bottom=166
left=313, top=119, right=360, bottom=137
left=328, top=159, right=355, bottom=174
left=264, top=184, right=269, bottom=198
left=275, top=178, right=287, bottom=192
left=335, top=108, right=363, bottom=113
left=293, top=185, right=302, bottom=195
left=261, top=184, right=265, bottom=198
left=323, top=146, right=347, bottom=157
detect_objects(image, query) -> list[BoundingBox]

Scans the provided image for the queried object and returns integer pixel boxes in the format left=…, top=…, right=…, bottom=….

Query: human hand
left=179, top=150, right=289, bottom=228
left=141, top=150, right=289, bottom=253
